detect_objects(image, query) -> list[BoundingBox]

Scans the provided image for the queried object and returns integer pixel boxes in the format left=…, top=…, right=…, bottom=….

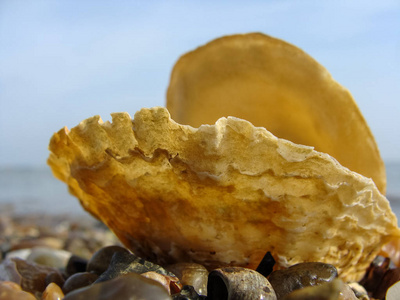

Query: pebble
left=11, top=237, right=65, bottom=251
left=141, top=271, right=182, bottom=294
left=63, top=273, right=171, bottom=300
left=5, top=248, right=32, bottom=260
left=2, top=213, right=399, bottom=299
left=65, top=255, right=88, bottom=277
left=0, top=281, right=36, bottom=300
left=268, top=262, right=338, bottom=299
left=94, top=250, right=177, bottom=283
left=359, top=255, right=392, bottom=294
left=166, top=263, right=208, bottom=295
left=256, top=251, right=276, bottom=277
left=0, top=213, right=121, bottom=263
left=0, top=257, right=63, bottom=298
left=347, top=282, right=369, bottom=299
left=45, top=270, right=65, bottom=289
left=0, top=257, right=22, bottom=283
left=86, top=245, right=130, bottom=276
left=386, top=280, right=400, bottom=300
left=359, top=255, right=400, bottom=298
left=63, top=226, right=120, bottom=260
left=62, top=272, right=99, bottom=294
left=282, top=278, right=357, bottom=300
left=63, top=237, right=95, bottom=260
left=42, top=282, right=64, bottom=300
left=26, top=247, right=72, bottom=269
left=207, top=267, right=277, bottom=300
left=372, top=267, right=400, bottom=299
left=6, top=247, right=72, bottom=269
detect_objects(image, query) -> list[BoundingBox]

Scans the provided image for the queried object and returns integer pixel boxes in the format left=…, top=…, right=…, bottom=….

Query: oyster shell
left=48, top=107, right=399, bottom=282
left=167, top=33, right=386, bottom=194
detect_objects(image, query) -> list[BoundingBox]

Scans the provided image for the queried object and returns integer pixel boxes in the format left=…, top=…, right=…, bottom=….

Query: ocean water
left=1, top=163, right=400, bottom=221
left=387, top=162, right=400, bottom=223
left=0, top=167, right=85, bottom=215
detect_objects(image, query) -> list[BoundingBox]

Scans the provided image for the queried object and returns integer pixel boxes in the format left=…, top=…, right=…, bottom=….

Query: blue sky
left=0, top=0, right=399, bottom=167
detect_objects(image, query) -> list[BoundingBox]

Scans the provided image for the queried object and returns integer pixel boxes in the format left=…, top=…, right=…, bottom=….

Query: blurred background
left=0, top=1, right=399, bottom=216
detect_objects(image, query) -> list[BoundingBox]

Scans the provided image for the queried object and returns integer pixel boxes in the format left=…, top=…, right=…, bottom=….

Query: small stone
left=386, top=280, right=400, bottom=300
left=0, top=280, right=22, bottom=291
left=358, top=255, right=391, bottom=293
left=141, top=271, right=182, bottom=294
left=282, top=279, right=357, bottom=300
left=268, top=262, right=338, bottom=299
left=11, top=237, right=64, bottom=251
left=64, top=238, right=93, bottom=260
left=86, top=245, right=130, bottom=276
left=42, top=282, right=64, bottom=300
left=45, top=270, right=65, bottom=288
left=172, top=285, right=207, bottom=300
left=0, top=257, right=63, bottom=297
left=166, top=263, right=208, bottom=296
left=65, top=255, right=88, bottom=277
left=94, top=251, right=176, bottom=283
left=207, top=267, right=277, bottom=300
left=0, top=257, right=22, bottom=283
left=5, top=248, right=32, bottom=260
left=27, top=247, right=72, bottom=269
left=0, top=281, right=36, bottom=300
left=337, top=282, right=359, bottom=300
left=256, top=251, right=276, bottom=277
left=347, top=282, right=368, bottom=299
left=62, top=272, right=99, bottom=294
left=63, top=273, right=171, bottom=300
left=373, top=267, right=400, bottom=299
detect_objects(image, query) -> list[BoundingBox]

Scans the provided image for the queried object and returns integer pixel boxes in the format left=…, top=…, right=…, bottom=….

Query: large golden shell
left=48, top=107, right=399, bottom=282
left=167, top=33, right=386, bottom=194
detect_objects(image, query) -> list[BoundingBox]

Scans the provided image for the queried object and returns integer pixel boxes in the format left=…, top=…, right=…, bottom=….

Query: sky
left=0, top=0, right=399, bottom=168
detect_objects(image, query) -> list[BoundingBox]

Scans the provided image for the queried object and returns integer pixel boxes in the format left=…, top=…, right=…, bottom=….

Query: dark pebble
left=256, top=251, right=275, bottom=277
left=3, top=257, right=64, bottom=297
left=373, top=267, right=400, bottom=299
left=63, top=273, right=171, bottom=300
left=45, top=270, right=65, bottom=288
left=268, top=262, right=337, bottom=299
left=94, top=251, right=176, bottom=283
left=359, top=255, right=394, bottom=297
left=66, top=255, right=88, bottom=277
left=62, top=272, right=99, bottom=294
left=86, top=245, right=130, bottom=276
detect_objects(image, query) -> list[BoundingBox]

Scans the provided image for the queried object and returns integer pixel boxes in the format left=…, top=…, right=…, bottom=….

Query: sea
left=0, top=163, right=400, bottom=222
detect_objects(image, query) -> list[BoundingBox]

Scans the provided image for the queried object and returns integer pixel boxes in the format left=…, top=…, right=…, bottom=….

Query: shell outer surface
left=48, top=107, right=399, bottom=282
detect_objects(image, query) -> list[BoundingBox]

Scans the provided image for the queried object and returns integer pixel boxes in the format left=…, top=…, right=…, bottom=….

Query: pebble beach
left=1, top=165, right=400, bottom=299
left=1, top=206, right=400, bottom=299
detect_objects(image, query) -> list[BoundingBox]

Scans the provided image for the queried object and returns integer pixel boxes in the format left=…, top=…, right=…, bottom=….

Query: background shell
left=166, top=33, right=386, bottom=194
